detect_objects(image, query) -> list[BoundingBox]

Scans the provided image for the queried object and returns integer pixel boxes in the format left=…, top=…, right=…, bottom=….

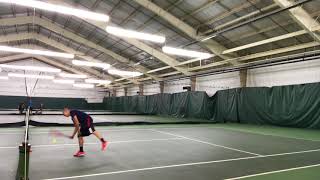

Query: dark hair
left=63, top=107, right=69, bottom=110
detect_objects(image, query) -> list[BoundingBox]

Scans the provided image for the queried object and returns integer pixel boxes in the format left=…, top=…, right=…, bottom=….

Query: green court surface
left=237, top=165, right=320, bottom=180
left=208, top=123, right=320, bottom=141
left=2, top=123, right=320, bottom=180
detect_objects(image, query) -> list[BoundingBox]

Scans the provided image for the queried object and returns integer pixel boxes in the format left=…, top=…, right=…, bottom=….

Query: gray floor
left=1, top=126, right=320, bottom=180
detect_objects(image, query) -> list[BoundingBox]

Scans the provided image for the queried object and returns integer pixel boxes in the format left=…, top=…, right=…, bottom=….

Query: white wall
left=164, top=79, right=190, bottom=94
left=114, top=59, right=320, bottom=97
left=0, top=59, right=107, bottom=102
left=116, top=88, right=125, bottom=97
left=127, top=86, right=139, bottom=96
left=144, top=83, right=160, bottom=95
left=196, top=72, right=241, bottom=96
left=247, top=60, right=320, bottom=87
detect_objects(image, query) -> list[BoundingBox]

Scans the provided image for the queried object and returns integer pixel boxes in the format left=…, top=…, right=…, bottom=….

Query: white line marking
left=41, top=148, right=320, bottom=180
left=151, top=129, right=262, bottom=156
left=0, top=128, right=151, bottom=135
left=225, top=163, right=320, bottom=180
left=0, top=138, right=184, bottom=149
left=211, top=126, right=320, bottom=142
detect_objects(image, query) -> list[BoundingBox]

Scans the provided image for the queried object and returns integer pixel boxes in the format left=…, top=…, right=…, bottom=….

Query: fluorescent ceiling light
left=8, top=73, right=54, bottom=79
left=0, top=45, right=74, bottom=59
left=59, top=73, right=87, bottom=79
left=0, top=0, right=109, bottom=22
left=201, top=34, right=217, bottom=42
left=53, top=79, right=75, bottom=84
left=108, top=69, right=143, bottom=77
left=85, top=79, right=111, bottom=84
left=0, top=64, right=61, bottom=73
left=73, top=83, right=95, bottom=89
left=162, top=46, right=213, bottom=59
left=72, top=60, right=110, bottom=69
left=106, top=26, right=166, bottom=43
left=0, top=76, right=8, bottom=80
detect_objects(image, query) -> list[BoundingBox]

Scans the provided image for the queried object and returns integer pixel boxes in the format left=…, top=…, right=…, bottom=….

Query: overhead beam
left=0, top=32, right=116, bottom=81
left=274, top=0, right=320, bottom=43
left=224, top=10, right=320, bottom=45
left=202, top=0, right=257, bottom=27
left=186, top=0, right=219, bottom=18
left=0, top=38, right=135, bottom=88
left=1, top=44, right=116, bottom=81
left=44, top=0, right=191, bottom=75
left=0, top=54, right=31, bottom=64
left=133, top=0, right=238, bottom=63
left=0, top=16, right=161, bottom=81
left=189, top=41, right=320, bottom=71
left=223, top=25, right=320, bottom=54
left=203, top=4, right=279, bottom=34
left=0, top=54, right=82, bottom=75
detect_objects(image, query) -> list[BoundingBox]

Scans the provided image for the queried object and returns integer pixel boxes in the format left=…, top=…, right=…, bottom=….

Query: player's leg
left=74, top=134, right=86, bottom=157
left=89, top=118, right=108, bottom=151
left=79, top=136, right=84, bottom=151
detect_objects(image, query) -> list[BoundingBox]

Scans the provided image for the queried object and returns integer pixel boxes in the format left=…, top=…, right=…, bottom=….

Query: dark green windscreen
left=104, top=82, right=320, bottom=129
left=2, top=81, right=320, bottom=128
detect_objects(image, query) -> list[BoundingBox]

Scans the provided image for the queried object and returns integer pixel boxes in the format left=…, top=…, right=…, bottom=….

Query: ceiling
left=0, top=0, right=319, bottom=88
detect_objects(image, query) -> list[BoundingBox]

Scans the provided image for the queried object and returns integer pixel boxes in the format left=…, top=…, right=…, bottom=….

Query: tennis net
left=16, top=107, right=31, bottom=180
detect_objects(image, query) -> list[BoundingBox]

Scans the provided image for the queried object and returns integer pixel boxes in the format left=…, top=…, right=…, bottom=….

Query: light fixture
left=0, top=45, right=74, bottom=59
left=0, top=76, right=8, bottom=80
left=8, top=73, right=54, bottom=79
left=106, top=26, right=166, bottom=43
left=201, top=34, right=217, bottom=42
left=0, top=64, right=61, bottom=73
left=162, top=46, right=213, bottom=59
left=0, top=0, right=109, bottom=22
left=108, top=69, right=143, bottom=77
left=85, top=79, right=111, bottom=84
left=72, top=60, right=110, bottom=69
left=73, top=83, right=95, bottom=89
left=59, top=73, right=87, bottom=79
left=53, top=79, right=75, bottom=84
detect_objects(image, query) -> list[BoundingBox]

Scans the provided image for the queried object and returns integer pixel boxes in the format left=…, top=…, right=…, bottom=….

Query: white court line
left=41, top=148, right=320, bottom=180
left=2, top=125, right=320, bottom=143
left=151, top=129, right=262, bottom=156
left=210, top=126, right=320, bottom=142
left=0, top=128, right=151, bottom=135
left=225, top=163, right=320, bottom=180
left=0, top=138, right=184, bottom=149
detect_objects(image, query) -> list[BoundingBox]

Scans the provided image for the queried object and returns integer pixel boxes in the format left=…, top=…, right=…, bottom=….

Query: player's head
left=63, top=107, right=70, bottom=117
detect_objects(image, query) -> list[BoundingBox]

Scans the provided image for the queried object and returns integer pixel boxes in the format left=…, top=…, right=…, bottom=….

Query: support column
left=112, top=89, right=117, bottom=97
left=240, top=69, right=248, bottom=88
left=160, top=81, right=164, bottom=94
left=124, top=87, right=128, bottom=96
left=191, top=76, right=196, bottom=91
left=139, top=84, right=144, bottom=95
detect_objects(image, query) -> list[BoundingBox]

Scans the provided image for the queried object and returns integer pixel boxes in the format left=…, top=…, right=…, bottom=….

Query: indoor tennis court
left=2, top=123, right=320, bottom=180
left=0, top=0, right=320, bottom=180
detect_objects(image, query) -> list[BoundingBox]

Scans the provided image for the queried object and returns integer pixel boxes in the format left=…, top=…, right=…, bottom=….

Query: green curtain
left=102, top=82, right=320, bottom=128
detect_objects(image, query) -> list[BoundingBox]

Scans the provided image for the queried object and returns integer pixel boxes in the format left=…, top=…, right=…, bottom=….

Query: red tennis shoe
left=73, top=151, right=85, bottom=157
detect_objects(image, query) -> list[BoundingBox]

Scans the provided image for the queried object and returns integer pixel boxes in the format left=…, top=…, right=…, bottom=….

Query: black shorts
left=78, top=117, right=96, bottom=137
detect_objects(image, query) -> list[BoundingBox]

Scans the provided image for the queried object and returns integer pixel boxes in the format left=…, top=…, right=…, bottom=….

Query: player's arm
left=70, top=115, right=80, bottom=139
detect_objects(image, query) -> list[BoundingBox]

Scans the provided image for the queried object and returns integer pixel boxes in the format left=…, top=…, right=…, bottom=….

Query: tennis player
left=63, top=107, right=108, bottom=157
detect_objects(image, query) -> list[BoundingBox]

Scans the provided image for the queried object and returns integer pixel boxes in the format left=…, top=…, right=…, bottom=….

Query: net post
left=16, top=142, right=31, bottom=180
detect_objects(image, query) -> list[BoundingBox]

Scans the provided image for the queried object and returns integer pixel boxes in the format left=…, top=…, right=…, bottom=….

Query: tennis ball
left=52, top=138, right=57, bottom=144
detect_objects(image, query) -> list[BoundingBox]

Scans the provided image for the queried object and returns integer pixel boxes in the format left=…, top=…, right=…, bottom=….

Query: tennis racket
left=49, top=129, right=70, bottom=138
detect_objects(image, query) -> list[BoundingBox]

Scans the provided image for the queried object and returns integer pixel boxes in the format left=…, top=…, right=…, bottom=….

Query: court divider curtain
left=103, top=82, right=320, bottom=128
left=2, top=81, right=320, bottom=128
